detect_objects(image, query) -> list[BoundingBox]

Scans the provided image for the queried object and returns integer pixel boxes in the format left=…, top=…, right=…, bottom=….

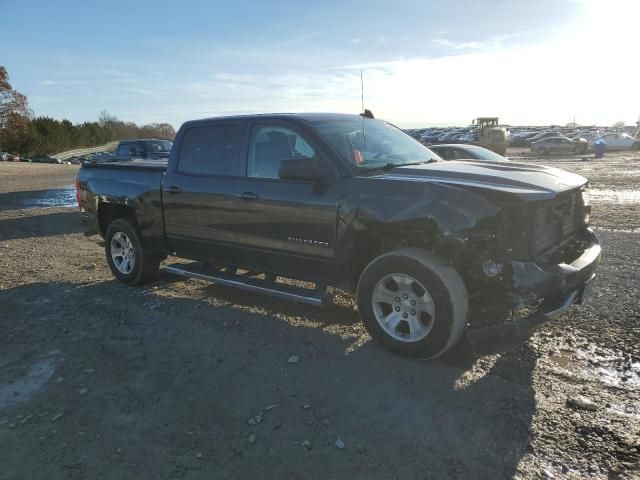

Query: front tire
left=536, top=147, right=547, bottom=155
left=633, top=142, right=640, bottom=151
left=105, top=218, right=159, bottom=285
left=357, top=248, right=468, bottom=358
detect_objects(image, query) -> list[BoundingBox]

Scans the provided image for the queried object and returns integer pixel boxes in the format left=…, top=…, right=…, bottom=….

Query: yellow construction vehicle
left=473, top=117, right=509, bottom=155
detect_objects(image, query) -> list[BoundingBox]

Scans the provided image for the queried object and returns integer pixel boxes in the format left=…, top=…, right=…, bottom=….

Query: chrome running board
left=164, top=263, right=331, bottom=306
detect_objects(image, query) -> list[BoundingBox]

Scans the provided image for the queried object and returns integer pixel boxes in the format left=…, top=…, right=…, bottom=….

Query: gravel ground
left=0, top=152, right=638, bottom=479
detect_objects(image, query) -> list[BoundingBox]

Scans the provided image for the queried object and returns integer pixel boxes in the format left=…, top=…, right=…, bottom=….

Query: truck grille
left=532, top=192, right=580, bottom=257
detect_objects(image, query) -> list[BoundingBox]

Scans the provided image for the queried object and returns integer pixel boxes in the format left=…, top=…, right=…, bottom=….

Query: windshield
left=147, top=140, right=173, bottom=153
left=311, top=117, right=441, bottom=169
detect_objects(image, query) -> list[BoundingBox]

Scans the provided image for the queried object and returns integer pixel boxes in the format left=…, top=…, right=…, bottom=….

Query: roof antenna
left=359, top=69, right=374, bottom=119
left=361, top=69, right=366, bottom=163
left=361, top=69, right=365, bottom=114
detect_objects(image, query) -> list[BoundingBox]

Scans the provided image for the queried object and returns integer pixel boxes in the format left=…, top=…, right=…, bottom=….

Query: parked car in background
left=7, top=154, right=30, bottom=162
left=529, top=131, right=561, bottom=144
left=588, top=133, right=640, bottom=151
left=114, top=139, right=173, bottom=161
left=430, top=144, right=509, bottom=162
left=532, top=136, right=588, bottom=155
left=571, top=131, right=592, bottom=141
left=30, top=155, right=63, bottom=164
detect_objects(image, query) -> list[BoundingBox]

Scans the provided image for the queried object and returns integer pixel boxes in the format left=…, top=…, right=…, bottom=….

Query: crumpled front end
left=465, top=186, right=600, bottom=354
left=467, top=223, right=600, bottom=355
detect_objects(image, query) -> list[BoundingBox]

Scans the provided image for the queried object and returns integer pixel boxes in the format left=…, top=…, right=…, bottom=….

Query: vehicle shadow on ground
left=0, top=210, right=84, bottom=241
left=0, top=189, right=76, bottom=212
left=1, top=279, right=536, bottom=479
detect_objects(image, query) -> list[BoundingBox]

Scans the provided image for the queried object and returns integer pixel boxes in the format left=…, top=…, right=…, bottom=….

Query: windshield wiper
left=360, top=160, right=434, bottom=174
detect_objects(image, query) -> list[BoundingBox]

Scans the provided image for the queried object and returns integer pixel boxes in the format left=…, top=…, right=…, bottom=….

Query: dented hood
left=368, top=160, right=588, bottom=200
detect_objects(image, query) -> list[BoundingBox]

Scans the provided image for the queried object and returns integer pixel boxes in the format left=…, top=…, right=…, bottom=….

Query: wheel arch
left=97, top=201, right=138, bottom=237
left=348, top=222, right=443, bottom=287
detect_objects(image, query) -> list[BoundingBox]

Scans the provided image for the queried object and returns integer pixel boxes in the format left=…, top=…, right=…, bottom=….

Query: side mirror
left=278, top=158, right=330, bottom=182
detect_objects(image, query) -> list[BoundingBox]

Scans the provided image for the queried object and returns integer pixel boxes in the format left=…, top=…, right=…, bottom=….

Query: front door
left=558, top=138, right=573, bottom=153
left=229, top=121, right=341, bottom=281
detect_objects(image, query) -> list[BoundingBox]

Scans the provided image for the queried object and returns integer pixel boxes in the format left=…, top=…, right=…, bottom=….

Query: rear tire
left=105, top=218, right=160, bottom=285
left=536, top=147, right=547, bottom=155
left=633, top=142, right=640, bottom=151
left=357, top=248, right=468, bottom=358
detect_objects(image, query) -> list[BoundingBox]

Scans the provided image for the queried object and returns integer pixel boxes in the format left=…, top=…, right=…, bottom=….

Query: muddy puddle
left=590, top=188, right=640, bottom=204
left=0, top=187, right=77, bottom=211
left=546, top=348, right=640, bottom=390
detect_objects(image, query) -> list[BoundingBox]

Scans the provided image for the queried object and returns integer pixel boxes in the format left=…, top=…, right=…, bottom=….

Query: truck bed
left=82, top=159, right=167, bottom=171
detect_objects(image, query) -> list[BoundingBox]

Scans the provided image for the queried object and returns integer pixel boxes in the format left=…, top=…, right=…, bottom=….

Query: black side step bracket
left=164, top=263, right=332, bottom=307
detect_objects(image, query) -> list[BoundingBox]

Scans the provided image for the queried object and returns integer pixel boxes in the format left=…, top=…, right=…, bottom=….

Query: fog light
left=482, top=259, right=503, bottom=278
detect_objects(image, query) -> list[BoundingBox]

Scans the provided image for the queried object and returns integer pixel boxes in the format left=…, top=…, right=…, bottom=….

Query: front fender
left=335, top=182, right=501, bottom=279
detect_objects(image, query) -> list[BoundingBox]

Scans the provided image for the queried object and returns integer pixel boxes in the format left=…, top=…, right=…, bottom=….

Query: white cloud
left=281, top=31, right=326, bottom=47
left=376, top=35, right=388, bottom=44
left=433, top=38, right=453, bottom=47
left=350, top=38, right=362, bottom=45
left=433, top=32, right=527, bottom=51
left=454, top=41, right=483, bottom=49
left=434, top=38, right=484, bottom=50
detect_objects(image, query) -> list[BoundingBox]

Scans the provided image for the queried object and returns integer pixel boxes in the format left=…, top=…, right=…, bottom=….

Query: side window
left=117, top=143, right=129, bottom=156
left=177, top=124, right=244, bottom=176
left=451, top=148, right=467, bottom=160
left=439, top=148, right=453, bottom=160
left=130, top=142, right=143, bottom=155
left=247, top=125, right=315, bottom=179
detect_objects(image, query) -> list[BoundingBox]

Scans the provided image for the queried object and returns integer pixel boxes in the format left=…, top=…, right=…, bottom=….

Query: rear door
left=162, top=120, right=249, bottom=261
left=228, top=120, right=341, bottom=280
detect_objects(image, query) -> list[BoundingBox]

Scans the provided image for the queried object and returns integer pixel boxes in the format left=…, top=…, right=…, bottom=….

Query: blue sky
left=2, top=0, right=638, bottom=128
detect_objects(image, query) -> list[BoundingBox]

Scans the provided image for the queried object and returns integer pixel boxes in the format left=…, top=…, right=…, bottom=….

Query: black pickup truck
left=76, top=113, right=600, bottom=358
left=113, top=139, right=173, bottom=161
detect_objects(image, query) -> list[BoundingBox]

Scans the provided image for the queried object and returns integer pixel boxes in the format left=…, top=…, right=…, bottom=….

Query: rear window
left=177, top=124, right=244, bottom=175
left=117, top=143, right=129, bottom=156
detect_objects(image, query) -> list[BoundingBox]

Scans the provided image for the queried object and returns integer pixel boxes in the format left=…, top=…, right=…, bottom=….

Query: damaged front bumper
left=468, top=228, right=601, bottom=354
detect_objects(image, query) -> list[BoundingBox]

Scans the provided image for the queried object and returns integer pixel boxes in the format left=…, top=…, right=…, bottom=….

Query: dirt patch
left=0, top=162, right=79, bottom=194
left=0, top=156, right=638, bottom=479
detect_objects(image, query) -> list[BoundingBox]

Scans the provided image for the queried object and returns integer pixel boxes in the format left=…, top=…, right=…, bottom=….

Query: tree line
left=0, top=66, right=175, bottom=156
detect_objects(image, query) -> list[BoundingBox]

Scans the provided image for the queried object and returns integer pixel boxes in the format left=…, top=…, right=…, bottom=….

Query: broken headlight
left=482, top=259, right=503, bottom=278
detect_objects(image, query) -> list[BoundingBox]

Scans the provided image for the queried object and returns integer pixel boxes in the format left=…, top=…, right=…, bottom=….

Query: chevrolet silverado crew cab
left=76, top=113, right=601, bottom=358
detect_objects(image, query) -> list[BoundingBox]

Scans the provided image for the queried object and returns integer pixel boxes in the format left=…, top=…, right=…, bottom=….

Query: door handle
left=166, top=186, right=183, bottom=194
left=236, top=192, right=260, bottom=201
